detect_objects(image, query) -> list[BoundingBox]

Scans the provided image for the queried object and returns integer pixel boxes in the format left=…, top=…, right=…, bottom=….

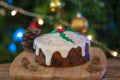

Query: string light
left=13, top=28, right=25, bottom=42
left=17, top=32, right=23, bottom=38
left=8, top=43, right=17, bottom=53
left=91, top=39, right=118, bottom=57
left=87, top=35, right=93, bottom=41
left=57, top=26, right=63, bottom=30
left=110, top=51, right=118, bottom=57
left=50, top=0, right=61, bottom=7
left=54, top=0, right=61, bottom=6
left=37, top=17, right=44, bottom=25
left=50, top=1, right=56, bottom=8
left=49, top=0, right=62, bottom=12
left=55, top=24, right=63, bottom=28
left=11, top=10, right=17, bottom=16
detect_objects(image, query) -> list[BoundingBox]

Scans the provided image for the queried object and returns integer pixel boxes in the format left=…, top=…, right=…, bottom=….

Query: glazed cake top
left=34, top=30, right=90, bottom=66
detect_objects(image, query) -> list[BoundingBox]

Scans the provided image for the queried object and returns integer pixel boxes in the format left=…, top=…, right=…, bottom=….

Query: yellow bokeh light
left=56, top=25, right=63, bottom=29
left=55, top=0, right=61, bottom=6
left=50, top=8, right=56, bottom=12
left=87, top=35, right=93, bottom=41
left=37, top=18, right=44, bottom=25
left=111, top=51, right=118, bottom=57
left=50, top=1, right=56, bottom=8
left=11, top=10, right=17, bottom=16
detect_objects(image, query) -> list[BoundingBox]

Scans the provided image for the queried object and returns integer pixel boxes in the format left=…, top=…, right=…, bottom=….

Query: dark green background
left=0, top=0, right=120, bottom=63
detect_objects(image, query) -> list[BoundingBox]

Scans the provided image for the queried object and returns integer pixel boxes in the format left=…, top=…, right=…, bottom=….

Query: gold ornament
left=49, top=0, right=62, bottom=12
left=71, top=17, right=89, bottom=34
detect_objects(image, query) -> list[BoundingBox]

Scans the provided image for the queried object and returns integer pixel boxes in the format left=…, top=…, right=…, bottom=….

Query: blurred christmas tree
left=0, top=0, right=120, bottom=63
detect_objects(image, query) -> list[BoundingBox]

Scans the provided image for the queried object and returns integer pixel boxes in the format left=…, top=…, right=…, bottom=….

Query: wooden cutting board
left=9, top=47, right=107, bottom=80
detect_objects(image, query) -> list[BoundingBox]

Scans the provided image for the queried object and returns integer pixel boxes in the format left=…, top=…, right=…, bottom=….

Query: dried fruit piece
left=21, top=57, right=30, bottom=68
left=91, top=57, right=100, bottom=65
left=86, top=64, right=103, bottom=73
left=27, top=63, right=38, bottom=71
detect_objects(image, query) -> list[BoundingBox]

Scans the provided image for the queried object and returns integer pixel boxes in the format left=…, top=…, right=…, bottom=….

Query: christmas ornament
left=71, top=17, right=88, bottom=34
left=49, top=0, right=62, bottom=12
left=21, top=27, right=40, bottom=52
left=29, top=21, right=40, bottom=29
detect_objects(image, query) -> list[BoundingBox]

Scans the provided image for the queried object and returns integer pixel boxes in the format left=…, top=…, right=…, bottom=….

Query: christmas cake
left=10, top=27, right=107, bottom=80
left=33, top=28, right=90, bottom=67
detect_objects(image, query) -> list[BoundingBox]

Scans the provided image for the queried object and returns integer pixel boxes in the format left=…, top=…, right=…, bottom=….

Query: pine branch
left=0, top=1, right=70, bottom=26
left=91, top=39, right=118, bottom=57
left=0, top=1, right=40, bottom=17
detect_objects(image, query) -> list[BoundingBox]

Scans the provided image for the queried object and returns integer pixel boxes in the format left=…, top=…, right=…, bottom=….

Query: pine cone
left=21, top=27, right=40, bottom=52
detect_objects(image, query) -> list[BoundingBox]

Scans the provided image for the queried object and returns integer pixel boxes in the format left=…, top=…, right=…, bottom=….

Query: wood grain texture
left=8, top=47, right=107, bottom=80
left=0, top=59, right=120, bottom=80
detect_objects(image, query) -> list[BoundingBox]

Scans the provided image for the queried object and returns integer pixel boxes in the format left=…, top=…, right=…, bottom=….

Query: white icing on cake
left=33, top=31, right=90, bottom=66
